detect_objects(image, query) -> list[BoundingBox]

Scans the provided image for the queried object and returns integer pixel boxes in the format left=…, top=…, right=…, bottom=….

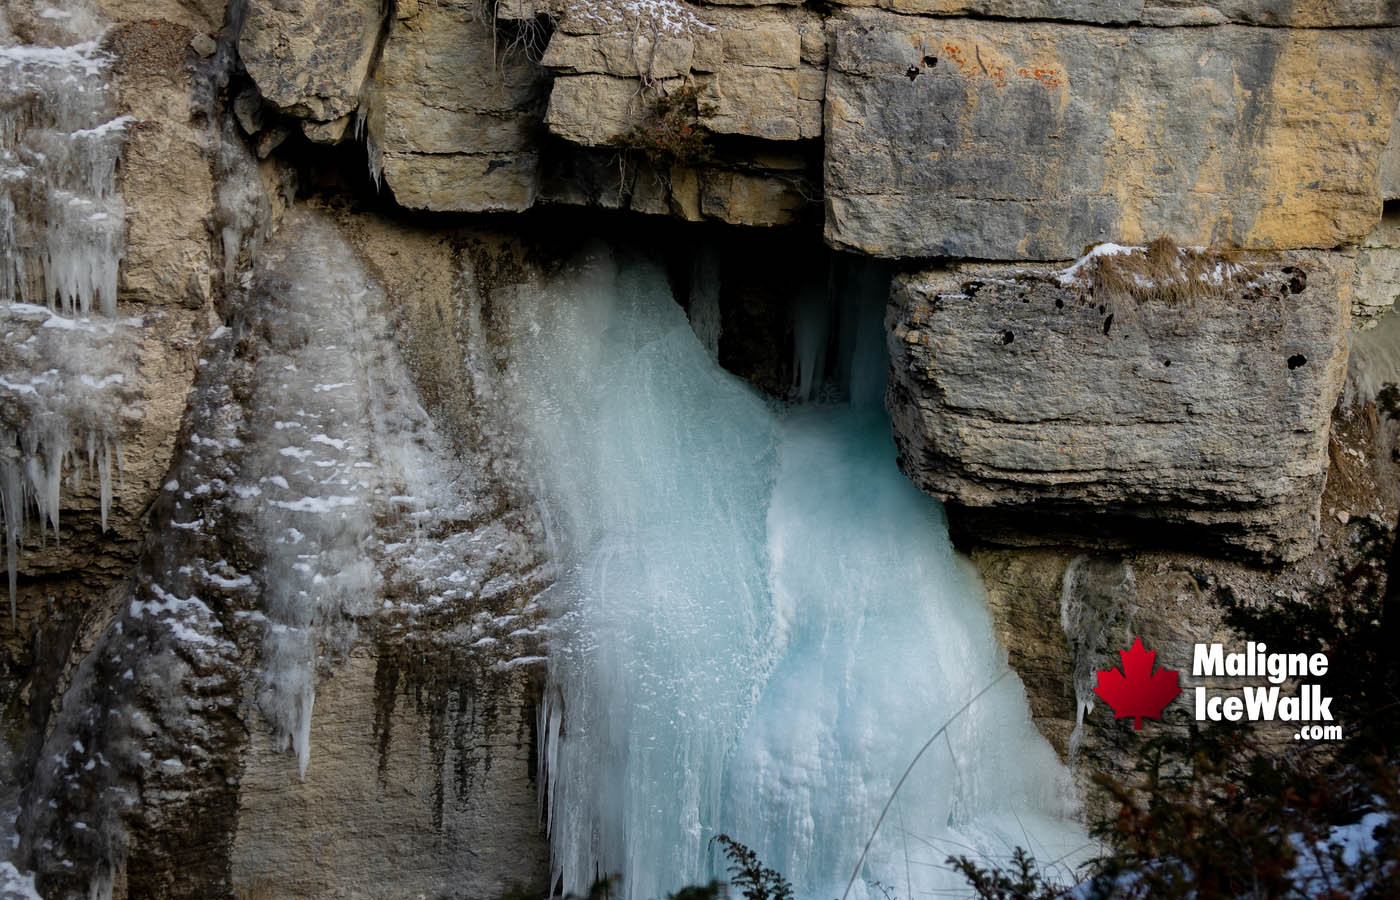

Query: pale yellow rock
left=545, top=74, right=658, bottom=145
left=827, top=11, right=1400, bottom=259
left=107, top=21, right=214, bottom=309
left=369, top=0, right=548, bottom=212
left=699, top=66, right=823, bottom=140
left=381, top=152, right=541, bottom=212
left=231, top=653, right=548, bottom=900
left=700, top=170, right=807, bottom=225
left=96, top=0, right=227, bottom=30
left=302, top=115, right=352, bottom=144
left=669, top=166, right=704, bottom=220
left=240, top=0, right=382, bottom=122
left=722, top=22, right=801, bottom=68
left=541, top=29, right=695, bottom=79
left=693, top=27, right=724, bottom=72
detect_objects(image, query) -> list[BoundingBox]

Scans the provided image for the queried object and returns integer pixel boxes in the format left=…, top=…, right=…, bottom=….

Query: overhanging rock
left=885, top=253, right=1352, bottom=561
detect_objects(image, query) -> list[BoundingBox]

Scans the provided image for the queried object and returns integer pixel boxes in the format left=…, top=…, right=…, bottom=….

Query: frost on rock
left=236, top=209, right=547, bottom=776
left=1055, top=240, right=1255, bottom=296
left=18, top=207, right=551, bottom=895
left=557, top=0, right=714, bottom=37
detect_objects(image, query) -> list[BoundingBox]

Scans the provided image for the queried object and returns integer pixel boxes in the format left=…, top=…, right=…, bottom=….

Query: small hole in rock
left=906, top=65, right=920, bottom=80
left=1102, top=314, right=1114, bottom=336
left=1000, top=330, right=1015, bottom=345
left=1097, top=304, right=1105, bottom=314
left=1287, top=354, right=1307, bottom=370
left=1054, top=299, right=1064, bottom=309
left=924, top=55, right=937, bottom=67
left=1163, top=359, right=1171, bottom=367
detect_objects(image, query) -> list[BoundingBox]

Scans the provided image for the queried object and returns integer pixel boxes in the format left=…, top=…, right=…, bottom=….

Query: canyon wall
left=1, top=0, right=1398, bottom=897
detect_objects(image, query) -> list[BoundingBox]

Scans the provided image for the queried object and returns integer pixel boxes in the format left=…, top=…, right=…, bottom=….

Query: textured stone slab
left=699, top=65, right=825, bottom=140
left=368, top=0, right=548, bottom=212
left=380, top=151, right=542, bottom=212
left=1353, top=210, right=1400, bottom=329
left=830, top=0, right=1143, bottom=24
left=826, top=11, right=1400, bottom=259
left=885, top=253, right=1353, bottom=560
left=827, top=0, right=1400, bottom=26
left=545, top=73, right=665, bottom=146
left=240, top=0, right=382, bottom=122
left=1141, top=0, right=1400, bottom=26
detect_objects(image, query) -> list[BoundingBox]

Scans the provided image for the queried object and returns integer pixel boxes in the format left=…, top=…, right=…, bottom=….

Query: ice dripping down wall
left=512, top=251, right=1091, bottom=900
left=0, top=3, right=135, bottom=621
left=14, top=205, right=552, bottom=899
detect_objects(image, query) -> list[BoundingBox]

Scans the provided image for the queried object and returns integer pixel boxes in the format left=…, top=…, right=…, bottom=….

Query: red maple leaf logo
left=1092, top=638, right=1181, bottom=730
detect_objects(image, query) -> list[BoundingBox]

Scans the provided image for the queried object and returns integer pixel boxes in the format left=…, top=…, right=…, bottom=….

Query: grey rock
left=825, top=10, right=1400, bottom=260
left=239, top=0, right=383, bottom=122
left=1141, top=0, right=1400, bottom=26
left=1353, top=209, right=1400, bottom=330
left=885, top=252, right=1353, bottom=561
left=233, top=86, right=265, bottom=135
left=1383, top=97, right=1400, bottom=200
left=831, top=0, right=1143, bottom=24
left=189, top=31, right=216, bottom=57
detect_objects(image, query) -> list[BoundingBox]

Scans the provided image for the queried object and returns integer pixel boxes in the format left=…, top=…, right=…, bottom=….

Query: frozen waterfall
left=0, top=19, right=135, bottom=620
left=510, top=251, right=1091, bottom=899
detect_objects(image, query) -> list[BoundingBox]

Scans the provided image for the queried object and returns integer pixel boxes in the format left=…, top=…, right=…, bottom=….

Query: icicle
left=0, top=41, right=129, bottom=317
left=1059, top=556, right=1094, bottom=757
left=1, top=462, right=21, bottom=626
left=687, top=248, right=722, bottom=359
left=791, top=284, right=829, bottom=402
left=0, top=24, right=137, bottom=623
left=98, top=437, right=111, bottom=532
left=1059, top=556, right=1137, bottom=759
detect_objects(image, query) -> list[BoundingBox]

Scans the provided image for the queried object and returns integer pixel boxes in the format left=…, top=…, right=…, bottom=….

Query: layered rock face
left=824, top=13, right=1399, bottom=258
left=3, top=0, right=1400, bottom=898
left=230, top=0, right=1400, bottom=245
left=885, top=254, right=1352, bottom=561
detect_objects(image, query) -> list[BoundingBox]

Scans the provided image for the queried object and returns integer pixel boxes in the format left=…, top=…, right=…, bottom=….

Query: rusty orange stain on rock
left=1017, top=67, right=1062, bottom=88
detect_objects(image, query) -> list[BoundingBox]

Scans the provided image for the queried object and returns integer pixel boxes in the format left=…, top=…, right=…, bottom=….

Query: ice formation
left=0, top=17, right=137, bottom=622
left=0, top=39, right=128, bottom=315
left=0, top=305, right=138, bottom=619
left=687, top=247, right=722, bottom=359
left=512, top=251, right=1091, bottom=899
left=235, top=210, right=539, bottom=775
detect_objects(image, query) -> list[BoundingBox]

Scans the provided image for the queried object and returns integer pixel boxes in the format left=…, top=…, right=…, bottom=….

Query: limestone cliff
left=1, top=0, right=1398, bottom=897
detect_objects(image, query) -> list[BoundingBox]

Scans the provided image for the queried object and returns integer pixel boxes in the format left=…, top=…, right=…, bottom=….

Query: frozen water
left=687, top=247, right=721, bottom=359
left=510, top=250, right=1091, bottom=900
left=232, top=209, right=545, bottom=775
left=0, top=40, right=128, bottom=316
left=0, top=12, right=136, bottom=622
left=0, top=306, right=138, bottom=619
